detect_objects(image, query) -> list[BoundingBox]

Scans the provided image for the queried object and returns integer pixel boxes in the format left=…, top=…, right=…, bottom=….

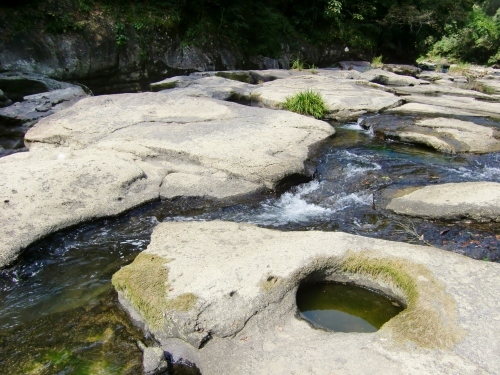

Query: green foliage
left=283, top=90, right=327, bottom=119
left=114, top=22, right=127, bottom=47
left=424, top=4, right=500, bottom=65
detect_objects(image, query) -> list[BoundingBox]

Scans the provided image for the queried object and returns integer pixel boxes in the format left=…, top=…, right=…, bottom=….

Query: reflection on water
left=296, top=282, right=404, bottom=333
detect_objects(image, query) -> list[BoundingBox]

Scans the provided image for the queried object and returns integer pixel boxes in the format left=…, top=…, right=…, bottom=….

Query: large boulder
left=363, top=115, right=500, bottom=154
left=251, top=75, right=401, bottom=121
left=383, top=182, right=500, bottom=222
left=0, top=92, right=334, bottom=267
left=112, top=221, right=500, bottom=375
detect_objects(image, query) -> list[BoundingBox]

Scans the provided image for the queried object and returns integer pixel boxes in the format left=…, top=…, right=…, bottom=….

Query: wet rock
left=360, top=68, right=428, bottom=86
left=382, top=64, right=421, bottom=77
left=0, top=89, right=12, bottom=108
left=251, top=75, right=401, bottom=121
left=364, top=115, right=500, bottom=154
left=0, top=92, right=333, bottom=267
left=383, top=182, right=500, bottom=222
left=338, top=61, right=371, bottom=72
left=113, top=221, right=500, bottom=375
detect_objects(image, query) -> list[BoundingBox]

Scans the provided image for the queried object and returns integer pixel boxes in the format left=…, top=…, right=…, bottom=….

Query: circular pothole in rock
left=296, top=282, right=404, bottom=333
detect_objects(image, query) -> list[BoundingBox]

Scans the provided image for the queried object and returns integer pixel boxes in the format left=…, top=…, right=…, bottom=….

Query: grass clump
left=291, top=58, right=305, bottom=71
left=371, top=55, right=384, bottom=68
left=112, top=252, right=197, bottom=330
left=283, top=90, right=327, bottom=119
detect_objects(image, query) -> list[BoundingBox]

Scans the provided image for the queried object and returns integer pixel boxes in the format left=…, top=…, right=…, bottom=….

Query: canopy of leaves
left=0, top=0, right=496, bottom=64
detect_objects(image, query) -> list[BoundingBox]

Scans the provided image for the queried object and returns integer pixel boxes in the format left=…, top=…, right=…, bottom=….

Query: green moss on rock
left=112, top=252, right=197, bottom=330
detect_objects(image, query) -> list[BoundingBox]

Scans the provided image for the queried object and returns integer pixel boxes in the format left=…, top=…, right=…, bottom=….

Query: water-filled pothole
left=296, top=282, right=404, bottom=333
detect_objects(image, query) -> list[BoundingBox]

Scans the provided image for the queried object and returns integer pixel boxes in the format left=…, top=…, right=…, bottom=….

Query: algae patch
left=339, top=252, right=464, bottom=349
left=112, top=252, right=197, bottom=330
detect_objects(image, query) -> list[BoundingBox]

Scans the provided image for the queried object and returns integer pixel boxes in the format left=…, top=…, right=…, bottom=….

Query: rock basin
left=113, top=221, right=500, bottom=375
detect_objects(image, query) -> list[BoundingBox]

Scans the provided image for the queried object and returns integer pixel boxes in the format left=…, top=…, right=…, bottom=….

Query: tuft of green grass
left=283, top=90, right=327, bottom=119
left=291, top=58, right=305, bottom=71
left=371, top=55, right=384, bottom=68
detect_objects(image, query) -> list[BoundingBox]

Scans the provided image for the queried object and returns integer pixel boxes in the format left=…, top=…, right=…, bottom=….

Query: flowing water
left=1, top=117, right=500, bottom=373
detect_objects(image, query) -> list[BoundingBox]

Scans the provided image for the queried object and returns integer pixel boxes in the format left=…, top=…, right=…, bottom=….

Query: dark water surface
left=296, top=282, right=404, bottom=332
left=1, top=118, right=499, bottom=373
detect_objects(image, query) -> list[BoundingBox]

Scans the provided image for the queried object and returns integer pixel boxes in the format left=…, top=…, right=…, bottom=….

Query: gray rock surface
left=392, top=83, right=495, bottom=99
left=251, top=75, right=401, bottom=121
left=384, top=182, right=500, bottom=221
left=113, top=221, right=500, bottom=375
left=402, top=95, right=500, bottom=120
left=385, top=102, right=492, bottom=118
left=0, top=92, right=333, bottom=267
left=364, top=115, right=500, bottom=154
left=360, top=68, right=428, bottom=86
left=0, top=86, right=89, bottom=127
left=151, top=76, right=254, bottom=101
left=382, top=64, right=421, bottom=77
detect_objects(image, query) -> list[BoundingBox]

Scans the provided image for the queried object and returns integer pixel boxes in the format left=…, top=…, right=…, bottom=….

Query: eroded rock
left=0, top=92, right=333, bottom=267
left=113, top=221, right=500, bottom=375
left=363, top=115, right=500, bottom=154
left=383, top=181, right=500, bottom=222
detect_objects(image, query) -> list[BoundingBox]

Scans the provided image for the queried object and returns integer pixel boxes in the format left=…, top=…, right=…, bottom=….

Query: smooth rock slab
left=364, top=115, right=500, bottom=154
left=113, top=221, right=500, bottom=375
left=1, top=93, right=333, bottom=267
left=384, top=181, right=500, bottom=222
left=402, top=95, right=500, bottom=120
left=0, top=148, right=161, bottom=267
left=26, top=93, right=333, bottom=187
left=251, top=75, right=401, bottom=121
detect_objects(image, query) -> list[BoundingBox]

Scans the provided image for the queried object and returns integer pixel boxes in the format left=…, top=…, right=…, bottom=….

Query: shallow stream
left=1, top=117, right=499, bottom=373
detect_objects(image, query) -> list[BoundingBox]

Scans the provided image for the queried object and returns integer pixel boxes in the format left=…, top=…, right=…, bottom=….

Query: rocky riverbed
left=1, top=62, right=500, bottom=374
